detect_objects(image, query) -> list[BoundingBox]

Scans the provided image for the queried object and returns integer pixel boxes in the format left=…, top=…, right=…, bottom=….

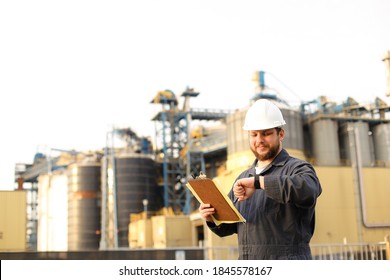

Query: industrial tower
left=151, top=87, right=229, bottom=214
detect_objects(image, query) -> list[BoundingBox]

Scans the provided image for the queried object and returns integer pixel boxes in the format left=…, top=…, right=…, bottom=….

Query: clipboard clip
left=189, top=171, right=207, bottom=180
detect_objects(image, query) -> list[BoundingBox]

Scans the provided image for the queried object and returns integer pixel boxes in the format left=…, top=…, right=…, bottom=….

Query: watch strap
left=254, top=173, right=261, bottom=189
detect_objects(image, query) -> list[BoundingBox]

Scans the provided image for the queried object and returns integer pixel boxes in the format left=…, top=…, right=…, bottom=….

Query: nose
left=255, top=134, right=265, bottom=145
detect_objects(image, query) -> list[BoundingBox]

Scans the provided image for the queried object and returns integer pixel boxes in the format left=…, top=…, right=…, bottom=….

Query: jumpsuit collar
left=249, top=148, right=289, bottom=176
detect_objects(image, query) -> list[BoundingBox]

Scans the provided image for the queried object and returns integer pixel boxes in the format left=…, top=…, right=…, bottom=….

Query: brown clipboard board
left=186, top=177, right=246, bottom=225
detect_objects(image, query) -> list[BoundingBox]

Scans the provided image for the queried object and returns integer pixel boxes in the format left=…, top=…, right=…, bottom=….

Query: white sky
left=1, top=0, right=390, bottom=190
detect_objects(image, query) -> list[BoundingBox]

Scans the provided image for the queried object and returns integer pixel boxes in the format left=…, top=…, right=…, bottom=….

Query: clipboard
left=186, top=177, right=246, bottom=225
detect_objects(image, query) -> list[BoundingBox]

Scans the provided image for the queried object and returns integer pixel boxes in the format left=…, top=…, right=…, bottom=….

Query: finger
left=234, top=189, right=245, bottom=197
left=200, top=207, right=215, bottom=214
left=199, top=203, right=210, bottom=210
left=236, top=187, right=245, bottom=194
left=206, top=208, right=215, bottom=214
left=200, top=209, right=215, bottom=219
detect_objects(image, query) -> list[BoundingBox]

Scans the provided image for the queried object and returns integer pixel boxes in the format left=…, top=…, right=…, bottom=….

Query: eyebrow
left=250, top=129, right=274, bottom=133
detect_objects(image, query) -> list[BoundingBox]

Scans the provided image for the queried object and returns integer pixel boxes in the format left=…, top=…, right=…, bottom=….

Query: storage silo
left=372, top=123, right=390, bottom=167
left=67, top=162, right=101, bottom=251
left=339, top=121, right=373, bottom=166
left=113, top=154, right=160, bottom=247
left=37, top=170, right=68, bottom=251
left=281, top=106, right=304, bottom=151
left=311, top=119, right=340, bottom=166
left=226, top=109, right=247, bottom=156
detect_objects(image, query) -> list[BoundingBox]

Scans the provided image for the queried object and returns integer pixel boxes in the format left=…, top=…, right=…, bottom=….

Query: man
left=199, top=99, right=322, bottom=260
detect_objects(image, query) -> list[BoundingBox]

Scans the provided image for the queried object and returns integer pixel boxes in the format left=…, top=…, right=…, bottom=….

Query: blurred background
left=1, top=0, right=390, bottom=260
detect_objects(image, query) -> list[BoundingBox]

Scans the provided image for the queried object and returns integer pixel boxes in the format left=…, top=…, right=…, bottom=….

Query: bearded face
left=249, top=128, right=284, bottom=162
left=251, top=139, right=281, bottom=161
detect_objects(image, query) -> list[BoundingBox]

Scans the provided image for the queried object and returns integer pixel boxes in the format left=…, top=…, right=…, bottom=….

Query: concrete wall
left=311, top=167, right=390, bottom=244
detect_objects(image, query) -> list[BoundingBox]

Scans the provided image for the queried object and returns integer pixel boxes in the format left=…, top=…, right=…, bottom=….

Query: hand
left=233, top=177, right=256, bottom=201
left=199, top=203, right=215, bottom=223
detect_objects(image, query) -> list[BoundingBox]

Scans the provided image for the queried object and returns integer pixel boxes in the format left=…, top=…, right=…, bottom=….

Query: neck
left=257, top=159, right=272, bottom=168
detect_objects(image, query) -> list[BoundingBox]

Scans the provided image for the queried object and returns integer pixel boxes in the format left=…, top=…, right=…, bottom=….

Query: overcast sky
left=1, top=0, right=389, bottom=189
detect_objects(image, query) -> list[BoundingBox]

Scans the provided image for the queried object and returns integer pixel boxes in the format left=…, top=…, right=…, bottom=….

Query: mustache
left=255, top=143, right=268, bottom=148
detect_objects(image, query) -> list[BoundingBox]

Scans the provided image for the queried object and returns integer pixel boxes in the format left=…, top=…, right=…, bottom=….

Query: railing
left=203, top=246, right=239, bottom=260
left=202, top=242, right=390, bottom=260
left=311, top=242, right=389, bottom=260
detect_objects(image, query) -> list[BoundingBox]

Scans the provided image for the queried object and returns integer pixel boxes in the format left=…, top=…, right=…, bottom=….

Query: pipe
left=99, top=132, right=109, bottom=250
left=110, top=129, right=119, bottom=248
left=184, top=111, right=192, bottom=215
left=161, top=111, right=169, bottom=208
left=382, top=51, right=390, bottom=97
left=349, top=125, right=390, bottom=229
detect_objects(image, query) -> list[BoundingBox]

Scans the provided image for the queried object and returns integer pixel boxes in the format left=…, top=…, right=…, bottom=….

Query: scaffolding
left=151, top=88, right=229, bottom=214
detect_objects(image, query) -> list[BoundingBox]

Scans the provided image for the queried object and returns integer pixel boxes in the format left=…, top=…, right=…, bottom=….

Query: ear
left=279, top=128, right=285, bottom=141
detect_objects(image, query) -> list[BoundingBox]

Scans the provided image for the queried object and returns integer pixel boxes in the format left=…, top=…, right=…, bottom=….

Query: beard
left=251, top=141, right=280, bottom=161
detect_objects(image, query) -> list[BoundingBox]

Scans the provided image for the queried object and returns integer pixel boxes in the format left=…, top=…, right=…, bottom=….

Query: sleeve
left=206, top=221, right=238, bottom=237
left=263, top=160, right=322, bottom=208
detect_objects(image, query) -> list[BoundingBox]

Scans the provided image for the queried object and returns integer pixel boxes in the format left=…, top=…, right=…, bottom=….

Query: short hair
left=275, top=127, right=282, bottom=134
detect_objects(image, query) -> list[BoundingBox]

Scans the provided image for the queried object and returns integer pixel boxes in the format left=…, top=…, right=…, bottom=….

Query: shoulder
left=278, top=150, right=315, bottom=170
left=279, top=149, right=309, bottom=165
left=284, top=155, right=317, bottom=175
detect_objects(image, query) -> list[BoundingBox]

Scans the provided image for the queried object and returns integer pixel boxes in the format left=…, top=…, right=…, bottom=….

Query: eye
left=263, top=130, right=273, bottom=136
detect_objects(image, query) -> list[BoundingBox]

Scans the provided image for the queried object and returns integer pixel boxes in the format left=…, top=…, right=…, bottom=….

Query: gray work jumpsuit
left=207, top=149, right=322, bottom=260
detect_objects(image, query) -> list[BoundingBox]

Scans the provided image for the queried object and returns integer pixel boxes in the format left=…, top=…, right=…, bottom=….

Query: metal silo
left=339, top=121, right=373, bottom=167
left=67, top=162, right=101, bottom=251
left=226, top=109, right=247, bottom=155
left=114, top=154, right=159, bottom=247
left=37, top=170, right=68, bottom=251
left=280, top=106, right=304, bottom=151
left=312, top=119, right=340, bottom=166
left=373, top=123, right=390, bottom=167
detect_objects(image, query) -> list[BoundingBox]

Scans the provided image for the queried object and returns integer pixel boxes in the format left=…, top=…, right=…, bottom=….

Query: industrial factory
left=1, top=52, right=390, bottom=260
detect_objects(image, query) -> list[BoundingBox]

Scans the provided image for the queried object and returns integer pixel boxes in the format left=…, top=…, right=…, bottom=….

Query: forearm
left=263, top=171, right=321, bottom=207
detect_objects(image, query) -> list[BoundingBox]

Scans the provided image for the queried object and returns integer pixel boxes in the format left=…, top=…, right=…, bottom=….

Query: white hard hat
left=243, top=99, right=286, bottom=130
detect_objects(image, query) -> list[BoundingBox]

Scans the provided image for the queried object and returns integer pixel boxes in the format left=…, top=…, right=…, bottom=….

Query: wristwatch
left=254, top=173, right=261, bottom=189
